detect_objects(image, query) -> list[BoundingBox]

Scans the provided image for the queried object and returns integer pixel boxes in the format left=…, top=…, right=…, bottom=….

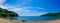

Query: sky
left=0, top=0, right=60, bottom=16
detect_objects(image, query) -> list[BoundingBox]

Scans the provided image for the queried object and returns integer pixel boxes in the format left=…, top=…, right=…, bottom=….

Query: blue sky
left=0, top=0, right=60, bottom=16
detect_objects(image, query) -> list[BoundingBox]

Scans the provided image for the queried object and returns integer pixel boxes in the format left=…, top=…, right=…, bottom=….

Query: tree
left=0, top=8, right=18, bottom=18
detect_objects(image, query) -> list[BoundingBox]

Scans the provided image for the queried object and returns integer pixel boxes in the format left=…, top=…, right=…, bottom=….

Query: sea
left=16, top=16, right=57, bottom=21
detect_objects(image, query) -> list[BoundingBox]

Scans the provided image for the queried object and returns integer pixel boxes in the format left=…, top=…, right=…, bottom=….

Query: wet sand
left=0, top=18, right=60, bottom=23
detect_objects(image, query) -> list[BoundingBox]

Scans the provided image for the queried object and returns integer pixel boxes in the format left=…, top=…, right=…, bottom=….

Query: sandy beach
left=0, top=18, right=60, bottom=23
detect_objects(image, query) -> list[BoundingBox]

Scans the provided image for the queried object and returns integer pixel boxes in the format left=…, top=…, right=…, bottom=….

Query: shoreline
left=0, top=18, right=60, bottom=23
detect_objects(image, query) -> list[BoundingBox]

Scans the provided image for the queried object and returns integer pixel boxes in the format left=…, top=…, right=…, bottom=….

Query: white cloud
left=18, top=12, right=47, bottom=16
left=0, top=0, right=47, bottom=16
left=0, top=5, right=31, bottom=13
left=0, top=5, right=7, bottom=9
left=0, top=4, right=47, bottom=16
left=8, top=7, right=31, bottom=12
left=0, top=0, right=6, bottom=5
left=0, top=0, right=7, bottom=9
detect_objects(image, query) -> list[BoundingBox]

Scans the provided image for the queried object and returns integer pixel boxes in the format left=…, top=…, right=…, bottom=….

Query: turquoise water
left=17, top=16, right=57, bottom=21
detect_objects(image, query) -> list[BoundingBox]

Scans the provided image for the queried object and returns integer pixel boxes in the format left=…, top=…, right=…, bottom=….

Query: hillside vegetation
left=42, top=12, right=60, bottom=17
left=0, top=8, right=18, bottom=18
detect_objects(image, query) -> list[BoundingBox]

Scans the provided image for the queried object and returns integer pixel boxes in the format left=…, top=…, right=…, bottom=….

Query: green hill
left=42, top=12, right=60, bottom=17
left=0, top=8, right=18, bottom=18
